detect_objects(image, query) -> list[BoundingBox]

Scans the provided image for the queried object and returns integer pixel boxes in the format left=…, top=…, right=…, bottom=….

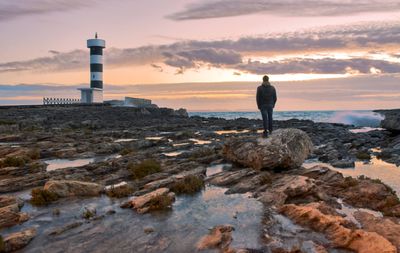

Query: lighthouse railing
left=43, top=97, right=81, bottom=105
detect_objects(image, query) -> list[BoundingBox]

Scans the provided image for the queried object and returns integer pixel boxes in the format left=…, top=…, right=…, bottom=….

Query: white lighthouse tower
left=79, top=33, right=105, bottom=103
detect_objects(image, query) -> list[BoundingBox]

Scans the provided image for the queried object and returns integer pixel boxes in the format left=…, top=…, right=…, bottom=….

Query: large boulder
left=223, top=128, right=313, bottom=170
left=43, top=180, right=103, bottom=198
left=376, top=109, right=400, bottom=132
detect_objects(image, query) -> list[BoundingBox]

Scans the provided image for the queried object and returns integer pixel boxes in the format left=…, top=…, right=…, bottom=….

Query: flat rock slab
left=130, top=188, right=175, bottom=214
left=44, top=180, right=104, bottom=198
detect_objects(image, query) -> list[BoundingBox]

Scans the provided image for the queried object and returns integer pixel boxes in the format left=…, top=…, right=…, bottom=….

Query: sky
left=0, top=0, right=400, bottom=111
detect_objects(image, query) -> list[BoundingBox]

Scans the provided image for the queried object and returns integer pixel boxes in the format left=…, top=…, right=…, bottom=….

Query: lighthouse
left=78, top=33, right=105, bottom=103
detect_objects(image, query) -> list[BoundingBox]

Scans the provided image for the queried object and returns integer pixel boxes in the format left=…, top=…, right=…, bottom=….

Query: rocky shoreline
left=0, top=105, right=399, bottom=252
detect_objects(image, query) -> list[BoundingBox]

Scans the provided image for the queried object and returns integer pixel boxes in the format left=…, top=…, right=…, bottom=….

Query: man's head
left=263, top=75, right=269, bottom=83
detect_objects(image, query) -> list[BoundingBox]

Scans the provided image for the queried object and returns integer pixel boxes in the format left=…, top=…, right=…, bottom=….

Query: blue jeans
left=260, top=107, right=273, bottom=135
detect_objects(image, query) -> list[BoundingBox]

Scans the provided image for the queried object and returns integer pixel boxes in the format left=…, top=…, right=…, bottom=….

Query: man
left=256, top=75, right=277, bottom=138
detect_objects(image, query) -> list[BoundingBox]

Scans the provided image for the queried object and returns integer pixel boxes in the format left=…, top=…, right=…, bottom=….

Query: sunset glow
left=0, top=1, right=399, bottom=110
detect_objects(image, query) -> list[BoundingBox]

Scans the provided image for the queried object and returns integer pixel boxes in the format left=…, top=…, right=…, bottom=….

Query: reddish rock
left=280, top=203, right=397, bottom=253
left=3, top=228, right=36, bottom=252
left=354, top=211, right=400, bottom=251
left=197, top=225, right=235, bottom=252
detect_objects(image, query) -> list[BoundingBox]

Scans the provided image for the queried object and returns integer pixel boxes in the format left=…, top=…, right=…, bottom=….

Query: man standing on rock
left=256, top=75, right=277, bottom=138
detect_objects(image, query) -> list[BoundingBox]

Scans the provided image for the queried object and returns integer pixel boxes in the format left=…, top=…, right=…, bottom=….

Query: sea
left=189, top=110, right=384, bottom=128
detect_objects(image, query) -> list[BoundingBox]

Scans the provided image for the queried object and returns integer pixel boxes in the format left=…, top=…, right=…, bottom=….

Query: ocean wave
left=328, top=111, right=383, bottom=127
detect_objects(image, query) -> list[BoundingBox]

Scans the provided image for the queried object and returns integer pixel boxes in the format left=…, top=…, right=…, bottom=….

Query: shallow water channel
left=1, top=166, right=264, bottom=252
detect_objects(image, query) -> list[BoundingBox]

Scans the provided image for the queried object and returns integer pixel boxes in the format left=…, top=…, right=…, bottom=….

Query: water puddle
left=215, top=130, right=250, bottom=135
left=1, top=169, right=264, bottom=252
left=45, top=154, right=121, bottom=171
left=0, top=142, right=21, bottom=147
left=206, top=164, right=232, bottom=177
left=304, top=157, right=400, bottom=196
left=189, top=138, right=212, bottom=145
left=146, top=137, right=164, bottom=141
left=162, top=151, right=185, bottom=157
left=113, top=138, right=137, bottom=143
left=172, top=143, right=190, bottom=147
left=349, top=127, right=384, bottom=133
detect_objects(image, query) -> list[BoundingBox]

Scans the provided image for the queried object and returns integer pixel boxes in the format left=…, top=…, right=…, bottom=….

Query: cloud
left=162, top=48, right=242, bottom=72
left=150, top=63, right=164, bottom=72
left=168, top=0, right=400, bottom=20
left=2, top=22, right=400, bottom=75
left=0, top=0, right=97, bottom=22
left=236, top=58, right=400, bottom=75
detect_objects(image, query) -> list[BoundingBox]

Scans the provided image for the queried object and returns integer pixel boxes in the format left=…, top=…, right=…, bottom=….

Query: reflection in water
left=215, top=130, right=250, bottom=135
left=162, top=151, right=185, bottom=157
left=349, top=127, right=384, bottom=133
left=113, top=138, right=137, bottom=143
left=304, top=157, right=400, bottom=196
left=45, top=154, right=121, bottom=171
left=206, top=164, right=232, bottom=177
left=146, top=137, right=164, bottom=141
left=1, top=185, right=263, bottom=252
left=172, top=143, right=190, bottom=147
left=189, top=138, right=212, bottom=145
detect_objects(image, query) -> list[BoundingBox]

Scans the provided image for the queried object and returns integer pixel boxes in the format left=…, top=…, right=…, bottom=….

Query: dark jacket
left=256, top=82, right=277, bottom=109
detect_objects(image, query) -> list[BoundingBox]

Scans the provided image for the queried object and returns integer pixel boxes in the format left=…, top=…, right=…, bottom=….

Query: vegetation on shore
left=30, top=188, right=59, bottom=206
left=106, top=184, right=134, bottom=198
left=147, top=195, right=174, bottom=212
left=170, top=175, right=205, bottom=195
left=128, top=159, right=161, bottom=179
left=0, top=235, right=4, bottom=253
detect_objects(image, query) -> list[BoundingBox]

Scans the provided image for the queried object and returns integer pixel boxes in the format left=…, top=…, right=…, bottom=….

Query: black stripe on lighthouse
left=90, top=47, right=103, bottom=55
left=91, top=81, right=103, bottom=89
left=90, top=64, right=103, bottom=72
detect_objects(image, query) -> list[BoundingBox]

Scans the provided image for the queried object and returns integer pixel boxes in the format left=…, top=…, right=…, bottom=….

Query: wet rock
left=81, top=206, right=97, bottom=219
left=143, top=166, right=206, bottom=192
left=197, top=225, right=234, bottom=252
left=354, top=211, right=400, bottom=251
left=223, top=128, right=313, bottom=170
left=335, top=178, right=400, bottom=216
left=376, top=109, right=400, bottom=132
left=144, top=226, right=155, bottom=234
left=225, top=172, right=273, bottom=194
left=0, top=200, right=29, bottom=229
left=330, top=159, right=355, bottom=168
left=258, top=175, right=316, bottom=207
left=280, top=203, right=396, bottom=253
left=208, top=169, right=256, bottom=187
left=3, top=228, right=36, bottom=252
left=48, top=221, right=84, bottom=236
left=129, top=188, right=175, bottom=214
left=300, top=241, right=328, bottom=253
left=0, top=195, right=23, bottom=208
left=302, top=165, right=400, bottom=216
left=43, top=180, right=104, bottom=198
